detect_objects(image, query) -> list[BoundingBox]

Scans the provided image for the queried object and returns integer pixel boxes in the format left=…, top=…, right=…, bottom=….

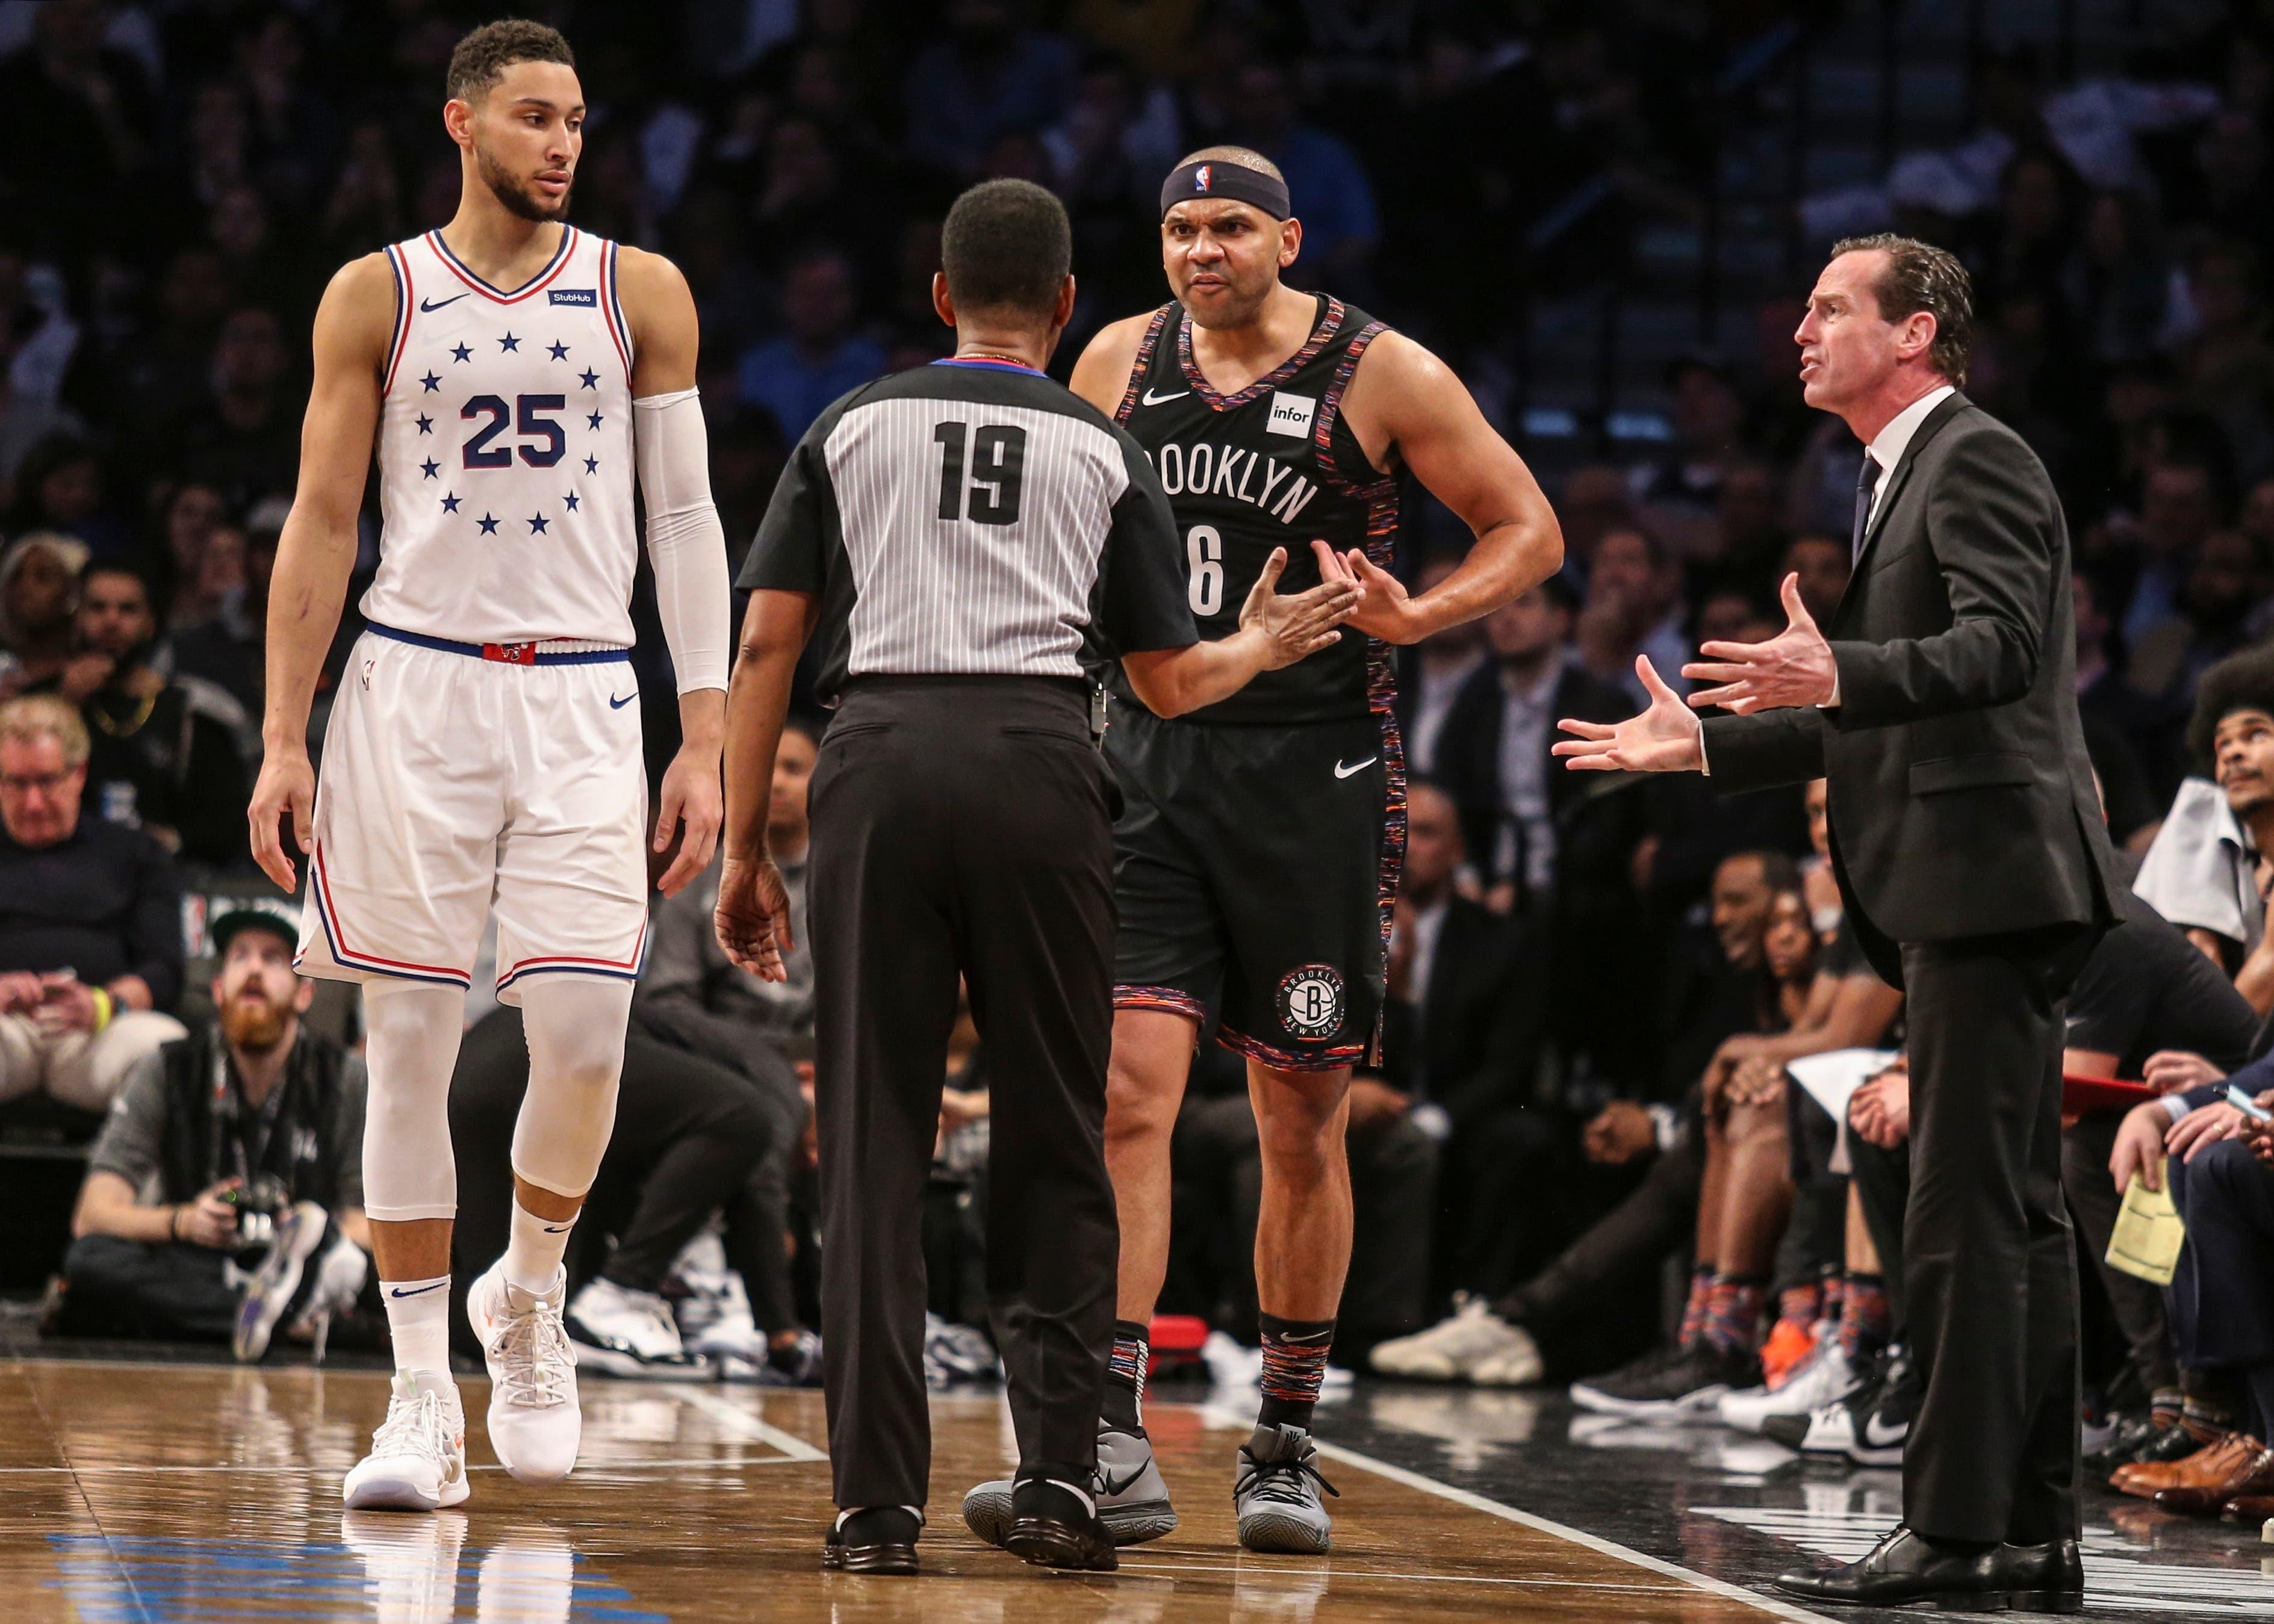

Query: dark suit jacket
left=1437, top=659, right=1636, bottom=888
left=1702, top=391, right=2122, bottom=976
left=1379, top=895, right=1545, bottom=1121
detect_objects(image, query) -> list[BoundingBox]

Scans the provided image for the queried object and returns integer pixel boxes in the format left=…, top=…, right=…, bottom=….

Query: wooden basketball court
left=0, top=1352, right=1825, bottom=1622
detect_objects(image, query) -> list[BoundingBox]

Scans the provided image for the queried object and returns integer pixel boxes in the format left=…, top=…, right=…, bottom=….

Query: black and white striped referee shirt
left=738, top=358, right=1196, bottom=704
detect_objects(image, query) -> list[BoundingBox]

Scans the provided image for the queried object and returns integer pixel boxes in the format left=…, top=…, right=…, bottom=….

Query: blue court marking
left=48, top=1533, right=668, bottom=1622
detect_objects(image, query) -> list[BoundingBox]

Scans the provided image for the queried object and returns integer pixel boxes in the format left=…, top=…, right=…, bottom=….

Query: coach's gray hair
left=1830, top=233, right=1974, bottom=386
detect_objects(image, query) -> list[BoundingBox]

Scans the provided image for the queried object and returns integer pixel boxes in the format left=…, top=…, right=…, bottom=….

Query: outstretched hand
left=1553, top=656, right=1703, bottom=774
left=1682, top=572, right=1838, bottom=714
left=1241, top=545, right=1362, bottom=670
left=1313, top=541, right=1427, bottom=643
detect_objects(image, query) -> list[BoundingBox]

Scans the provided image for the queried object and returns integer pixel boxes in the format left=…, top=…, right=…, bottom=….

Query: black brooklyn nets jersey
left=740, top=358, right=1193, bottom=705
left=1110, top=294, right=1401, bottom=727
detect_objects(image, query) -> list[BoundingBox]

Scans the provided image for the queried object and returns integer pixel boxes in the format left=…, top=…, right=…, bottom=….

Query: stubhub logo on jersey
left=549, top=288, right=597, bottom=306
left=1266, top=392, right=1317, bottom=438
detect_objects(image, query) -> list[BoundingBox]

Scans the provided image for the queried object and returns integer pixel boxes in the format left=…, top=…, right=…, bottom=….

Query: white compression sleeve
left=633, top=387, right=732, bottom=694
left=361, top=981, right=468, bottom=1223
left=509, top=977, right=631, bottom=1201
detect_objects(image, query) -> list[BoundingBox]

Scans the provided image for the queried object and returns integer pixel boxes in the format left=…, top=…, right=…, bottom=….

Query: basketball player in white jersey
left=247, top=20, right=731, bottom=1511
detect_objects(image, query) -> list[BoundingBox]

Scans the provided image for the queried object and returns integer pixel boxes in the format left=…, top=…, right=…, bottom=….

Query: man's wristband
left=169, top=1204, right=183, bottom=1241
left=90, top=987, right=114, bottom=1032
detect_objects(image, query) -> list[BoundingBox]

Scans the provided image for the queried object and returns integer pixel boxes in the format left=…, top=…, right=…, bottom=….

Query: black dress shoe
left=1002, top=1477, right=1118, bottom=1572
left=1773, top=1525, right=2006, bottom=1610
left=822, top=1506, right=922, bottom=1574
left=1995, top=1538, right=2083, bottom=1614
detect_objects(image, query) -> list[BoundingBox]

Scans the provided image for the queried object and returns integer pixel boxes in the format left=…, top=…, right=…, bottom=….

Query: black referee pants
left=810, top=677, right=1119, bottom=1510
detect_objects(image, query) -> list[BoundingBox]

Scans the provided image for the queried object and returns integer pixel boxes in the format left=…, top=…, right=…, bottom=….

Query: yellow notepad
left=2107, top=1175, right=2186, bottom=1286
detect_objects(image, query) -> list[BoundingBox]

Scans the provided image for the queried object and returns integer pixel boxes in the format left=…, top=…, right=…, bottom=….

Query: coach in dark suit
left=1557, top=235, right=2121, bottom=1611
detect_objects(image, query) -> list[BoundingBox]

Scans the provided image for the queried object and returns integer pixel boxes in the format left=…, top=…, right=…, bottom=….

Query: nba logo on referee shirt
left=1277, top=964, right=1344, bottom=1039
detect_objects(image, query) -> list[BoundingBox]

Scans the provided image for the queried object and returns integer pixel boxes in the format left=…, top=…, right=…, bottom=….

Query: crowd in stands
left=17, top=0, right=2274, bottom=1546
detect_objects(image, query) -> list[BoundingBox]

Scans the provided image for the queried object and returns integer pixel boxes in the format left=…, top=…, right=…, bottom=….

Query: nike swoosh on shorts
left=1334, top=758, right=1378, bottom=779
left=609, top=693, right=635, bottom=709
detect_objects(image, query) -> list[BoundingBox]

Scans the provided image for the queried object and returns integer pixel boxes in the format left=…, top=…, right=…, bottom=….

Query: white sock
left=504, top=1199, right=576, bottom=1294
left=383, top=1275, right=452, bottom=1375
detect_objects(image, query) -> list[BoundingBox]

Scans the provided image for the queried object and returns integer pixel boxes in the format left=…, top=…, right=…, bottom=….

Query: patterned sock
left=1775, top=1281, right=1821, bottom=1335
left=1677, top=1263, right=1715, bottom=1348
left=2182, top=1367, right=2241, bottom=1441
left=1836, top=1272, right=1890, bottom=1363
left=1701, top=1275, right=1766, bottom=1355
left=1819, top=1272, right=1845, bottom=1324
left=1102, top=1319, right=1149, bottom=1434
left=2149, top=1386, right=2184, bottom=1431
left=1256, top=1313, right=1335, bottom=1432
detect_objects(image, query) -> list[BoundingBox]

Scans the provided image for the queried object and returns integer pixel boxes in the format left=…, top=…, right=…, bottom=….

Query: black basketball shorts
left=1104, top=696, right=1406, bottom=1072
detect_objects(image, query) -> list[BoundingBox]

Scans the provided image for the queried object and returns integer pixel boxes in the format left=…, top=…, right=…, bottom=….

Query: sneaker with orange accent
left=1759, top=1316, right=1819, bottom=1389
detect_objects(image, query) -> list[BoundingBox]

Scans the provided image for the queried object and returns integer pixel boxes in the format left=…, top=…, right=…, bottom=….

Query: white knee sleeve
left=510, top=978, right=632, bottom=1200
left=361, top=981, right=468, bottom=1222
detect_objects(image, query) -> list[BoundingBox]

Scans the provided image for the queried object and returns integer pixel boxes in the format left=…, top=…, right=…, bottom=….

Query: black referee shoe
left=1003, top=1477, right=1118, bottom=1572
left=822, top=1506, right=921, bottom=1575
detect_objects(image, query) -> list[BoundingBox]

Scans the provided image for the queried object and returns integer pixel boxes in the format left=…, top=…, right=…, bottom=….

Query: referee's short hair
left=942, top=179, right=1072, bottom=320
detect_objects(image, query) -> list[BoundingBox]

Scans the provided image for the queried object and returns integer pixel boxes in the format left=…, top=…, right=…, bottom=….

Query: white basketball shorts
left=296, top=626, right=649, bottom=1004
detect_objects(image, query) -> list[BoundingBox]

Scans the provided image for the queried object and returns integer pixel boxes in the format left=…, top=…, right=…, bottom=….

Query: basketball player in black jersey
left=961, top=147, right=1563, bottom=1555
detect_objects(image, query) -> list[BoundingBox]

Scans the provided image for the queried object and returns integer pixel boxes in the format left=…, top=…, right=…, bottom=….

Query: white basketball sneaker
left=1718, top=1337, right=1860, bottom=1434
left=468, top=1260, right=581, bottom=1483
left=1369, top=1295, right=1542, bottom=1385
left=343, top=1370, right=470, bottom=1511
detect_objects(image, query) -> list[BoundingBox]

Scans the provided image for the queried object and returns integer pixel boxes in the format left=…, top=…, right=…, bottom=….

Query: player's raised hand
left=1552, top=657, right=1704, bottom=773
left=247, top=748, right=315, bottom=891
left=714, top=854, right=795, bottom=982
left=1243, top=544, right=1362, bottom=669
left=1321, top=542, right=1429, bottom=644
left=1682, top=572, right=1838, bottom=714
left=654, top=742, right=723, bottom=897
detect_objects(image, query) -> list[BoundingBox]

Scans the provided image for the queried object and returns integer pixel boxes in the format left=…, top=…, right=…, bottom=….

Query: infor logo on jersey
left=549, top=288, right=597, bottom=306
left=1266, top=392, right=1317, bottom=438
left=1276, top=964, right=1344, bottom=1040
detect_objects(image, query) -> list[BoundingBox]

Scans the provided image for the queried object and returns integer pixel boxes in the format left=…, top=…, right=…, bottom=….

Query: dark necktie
left=1851, top=452, right=1883, bottom=565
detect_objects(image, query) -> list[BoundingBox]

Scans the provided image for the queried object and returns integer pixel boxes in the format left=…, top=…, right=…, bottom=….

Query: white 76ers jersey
left=361, top=227, right=640, bottom=645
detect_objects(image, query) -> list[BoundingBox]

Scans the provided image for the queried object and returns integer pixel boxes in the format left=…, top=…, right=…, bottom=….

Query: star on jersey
left=420, top=458, right=439, bottom=480
left=547, top=340, right=570, bottom=360
left=563, top=491, right=579, bottom=512
left=440, top=493, right=461, bottom=513
left=476, top=513, right=500, bottom=535
left=527, top=512, right=549, bottom=534
left=420, top=371, right=440, bottom=392
left=499, top=332, right=520, bottom=352
left=415, top=414, right=433, bottom=435
left=583, top=454, right=598, bottom=473
left=579, top=368, right=600, bottom=390
left=586, top=411, right=603, bottom=431
left=450, top=343, right=472, bottom=363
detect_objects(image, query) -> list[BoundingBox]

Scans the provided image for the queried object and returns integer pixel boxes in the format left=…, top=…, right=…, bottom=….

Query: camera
left=223, top=1175, right=292, bottom=1257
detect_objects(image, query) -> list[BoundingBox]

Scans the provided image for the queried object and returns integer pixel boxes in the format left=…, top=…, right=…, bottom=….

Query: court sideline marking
left=1201, top=1403, right=1833, bottom=1623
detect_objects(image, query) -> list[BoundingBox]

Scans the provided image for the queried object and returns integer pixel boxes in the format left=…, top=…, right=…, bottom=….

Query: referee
left=714, top=178, right=1359, bottom=1576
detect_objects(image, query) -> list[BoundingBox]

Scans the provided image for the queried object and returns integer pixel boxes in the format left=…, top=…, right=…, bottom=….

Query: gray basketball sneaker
left=961, top=1425, right=1178, bottom=1548
left=1233, top=1422, right=1338, bottom=1554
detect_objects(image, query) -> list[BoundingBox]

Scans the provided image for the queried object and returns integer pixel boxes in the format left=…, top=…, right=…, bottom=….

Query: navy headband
left=1160, top=160, right=1290, bottom=221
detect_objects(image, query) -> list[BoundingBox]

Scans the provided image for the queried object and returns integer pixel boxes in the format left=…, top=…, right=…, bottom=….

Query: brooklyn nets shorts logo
left=1276, top=965, right=1345, bottom=1040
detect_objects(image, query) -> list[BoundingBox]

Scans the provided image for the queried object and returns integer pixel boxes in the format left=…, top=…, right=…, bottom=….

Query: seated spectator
left=1394, top=557, right=1488, bottom=776
left=1573, top=523, right=1691, bottom=708
left=735, top=249, right=885, bottom=442
left=1370, top=849, right=1797, bottom=1385
left=58, top=901, right=370, bottom=1358
left=1435, top=579, right=1632, bottom=913
left=636, top=719, right=822, bottom=1375
left=171, top=497, right=284, bottom=727
left=1, top=694, right=185, bottom=1113
left=1782, top=530, right=1852, bottom=625
left=45, top=560, right=249, bottom=867
left=2137, top=645, right=2274, bottom=992
left=0, top=532, right=89, bottom=699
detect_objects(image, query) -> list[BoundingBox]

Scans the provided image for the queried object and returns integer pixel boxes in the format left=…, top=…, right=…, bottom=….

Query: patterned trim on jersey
left=1312, top=320, right=1399, bottom=500
left=1217, top=1024, right=1370, bottom=1074
left=427, top=225, right=579, bottom=303
left=1177, top=296, right=1346, bottom=412
left=1113, top=982, right=1208, bottom=1026
left=1367, top=686, right=1409, bottom=1068
left=299, top=841, right=473, bottom=988
left=600, top=238, right=633, bottom=383
left=1113, top=305, right=1178, bottom=426
left=496, top=918, right=649, bottom=993
left=381, top=243, right=415, bottom=397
